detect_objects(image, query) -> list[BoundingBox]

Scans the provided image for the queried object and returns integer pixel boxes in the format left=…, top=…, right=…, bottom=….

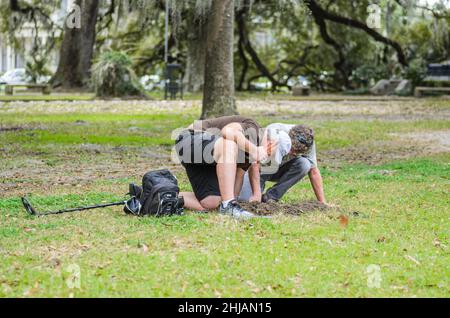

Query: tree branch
left=237, top=3, right=284, bottom=90
left=305, top=0, right=349, bottom=86
left=305, top=0, right=408, bottom=66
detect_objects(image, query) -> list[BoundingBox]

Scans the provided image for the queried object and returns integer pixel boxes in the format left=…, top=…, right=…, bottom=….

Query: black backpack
left=125, top=170, right=184, bottom=217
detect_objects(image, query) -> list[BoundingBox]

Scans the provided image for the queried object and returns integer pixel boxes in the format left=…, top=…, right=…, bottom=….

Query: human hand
left=267, top=140, right=279, bottom=157
left=323, top=202, right=336, bottom=209
left=255, top=146, right=269, bottom=164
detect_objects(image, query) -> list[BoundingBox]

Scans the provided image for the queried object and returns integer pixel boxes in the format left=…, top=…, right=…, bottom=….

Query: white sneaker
left=219, top=200, right=255, bottom=220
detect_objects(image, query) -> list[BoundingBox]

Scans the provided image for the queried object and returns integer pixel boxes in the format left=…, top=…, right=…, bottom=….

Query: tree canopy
left=1, top=0, right=448, bottom=97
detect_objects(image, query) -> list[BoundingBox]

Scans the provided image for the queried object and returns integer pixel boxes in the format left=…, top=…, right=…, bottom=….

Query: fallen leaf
left=78, top=244, right=90, bottom=251
left=23, top=282, right=40, bottom=297
left=405, top=255, right=421, bottom=265
left=246, top=280, right=256, bottom=287
left=49, top=258, right=61, bottom=268
left=339, top=215, right=349, bottom=228
left=391, top=285, right=409, bottom=291
left=433, top=238, right=445, bottom=248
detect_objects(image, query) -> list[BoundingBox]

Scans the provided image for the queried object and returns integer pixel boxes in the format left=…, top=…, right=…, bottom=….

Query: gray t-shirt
left=266, top=123, right=318, bottom=168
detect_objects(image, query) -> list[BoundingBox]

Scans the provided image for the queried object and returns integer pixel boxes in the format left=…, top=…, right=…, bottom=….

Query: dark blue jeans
left=239, top=157, right=312, bottom=201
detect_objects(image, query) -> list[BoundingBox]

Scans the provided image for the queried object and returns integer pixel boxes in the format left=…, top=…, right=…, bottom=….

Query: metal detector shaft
left=22, top=197, right=125, bottom=217
left=40, top=201, right=125, bottom=216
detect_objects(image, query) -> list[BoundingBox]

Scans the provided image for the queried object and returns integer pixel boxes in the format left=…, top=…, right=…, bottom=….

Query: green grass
left=0, top=99, right=449, bottom=298
left=0, top=113, right=197, bottom=149
left=0, top=157, right=448, bottom=297
left=2, top=111, right=448, bottom=151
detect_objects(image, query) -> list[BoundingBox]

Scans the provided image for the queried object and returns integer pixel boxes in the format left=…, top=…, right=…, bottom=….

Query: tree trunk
left=51, top=0, right=99, bottom=89
left=236, top=7, right=249, bottom=91
left=201, top=0, right=237, bottom=119
left=184, top=15, right=207, bottom=93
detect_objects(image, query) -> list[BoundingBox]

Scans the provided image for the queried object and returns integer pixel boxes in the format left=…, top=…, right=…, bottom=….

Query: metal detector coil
left=21, top=196, right=128, bottom=217
left=22, top=197, right=37, bottom=216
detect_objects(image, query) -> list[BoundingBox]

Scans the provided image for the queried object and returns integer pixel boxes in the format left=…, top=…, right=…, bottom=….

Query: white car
left=288, top=75, right=309, bottom=88
left=0, top=68, right=30, bottom=85
left=140, top=75, right=163, bottom=91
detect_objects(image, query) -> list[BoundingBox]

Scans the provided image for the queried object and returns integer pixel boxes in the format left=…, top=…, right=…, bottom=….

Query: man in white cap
left=239, top=123, right=326, bottom=204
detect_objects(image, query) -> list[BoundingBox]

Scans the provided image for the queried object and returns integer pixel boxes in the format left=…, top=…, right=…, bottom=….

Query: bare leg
left=214, top=138, right=238, bottom=202
left=180, top=192, right=221, bottom=211
left=200, top=196, right=222, bottom=210
left=180, top=192, right=205, bottom=211
left=234, top=168, right=245, bottom=198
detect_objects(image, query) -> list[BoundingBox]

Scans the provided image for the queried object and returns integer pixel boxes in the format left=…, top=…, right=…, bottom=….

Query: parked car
left=249, top=81, right=272, bottom=91
left=288, top=75, right=309, bottom=88
left=140, top=75, right=163, bottom=91
left=36, top=75, right=51, bottom=84
left=0, top=68, right=31, bottom=85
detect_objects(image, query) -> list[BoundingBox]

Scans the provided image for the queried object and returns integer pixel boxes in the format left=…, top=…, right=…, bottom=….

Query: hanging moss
left=91, top=51, right=146, bottom=99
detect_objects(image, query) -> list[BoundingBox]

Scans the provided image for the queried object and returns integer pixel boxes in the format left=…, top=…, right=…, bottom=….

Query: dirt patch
left=0, top=100, right=200, bottom=114
left=240, top=200, right=329, bottom=216
left=321, top=130, right=450, bottom=167
left=393, top=130, right=450, bottom=153
left=2, top=98, right=448, bottom=119
left=239, top=99, right=450, bottom=121
left=321, top=142, right=418, bottom=166
left=0, top=144, right=178, bottom=198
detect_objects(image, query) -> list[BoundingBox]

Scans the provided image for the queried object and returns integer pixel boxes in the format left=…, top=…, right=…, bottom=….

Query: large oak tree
left=51, top=0, right=99, bottom=89
left=201, top=0, right=237, bottom=119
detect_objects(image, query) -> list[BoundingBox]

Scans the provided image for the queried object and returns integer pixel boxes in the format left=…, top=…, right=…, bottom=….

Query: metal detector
left=21, top=196, right=141, bottom=217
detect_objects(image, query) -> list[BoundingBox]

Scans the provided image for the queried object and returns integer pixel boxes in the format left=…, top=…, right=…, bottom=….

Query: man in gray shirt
left=239, top=123, right=326, bottom=204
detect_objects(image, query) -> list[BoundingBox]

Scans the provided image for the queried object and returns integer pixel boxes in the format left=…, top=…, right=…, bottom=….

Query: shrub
left=91, top=51, right=146, bottom=98
left=349, top=65, right=390, bottom=89
left=25, top=55, right=51, bottom=84
left=403, top=58, right=427, bottom=87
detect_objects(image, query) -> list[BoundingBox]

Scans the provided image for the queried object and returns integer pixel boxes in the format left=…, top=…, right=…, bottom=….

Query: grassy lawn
left=0, top=98, right=449, bottom=297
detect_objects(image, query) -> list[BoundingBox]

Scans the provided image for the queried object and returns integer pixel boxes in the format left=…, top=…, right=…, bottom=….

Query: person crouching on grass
left=239, top=123, right=327, bottom=205
left=174, top=115, right=279, bottom=219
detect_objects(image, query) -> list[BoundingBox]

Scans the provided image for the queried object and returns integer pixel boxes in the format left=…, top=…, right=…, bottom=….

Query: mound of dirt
left=239, top=200, right=329, bottom=216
